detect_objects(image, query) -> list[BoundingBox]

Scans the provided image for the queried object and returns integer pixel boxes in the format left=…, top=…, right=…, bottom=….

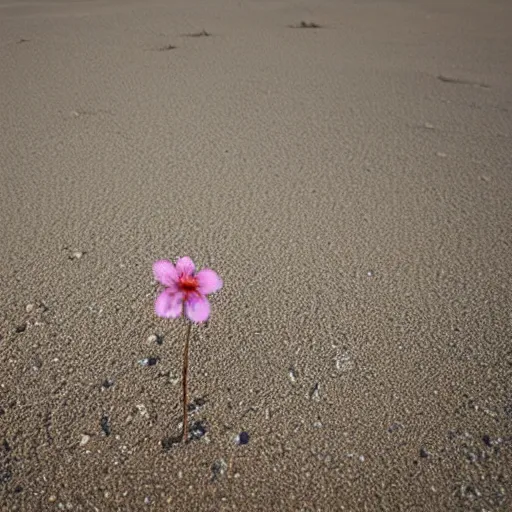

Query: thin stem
left=182, top=320, right=192, bottom=442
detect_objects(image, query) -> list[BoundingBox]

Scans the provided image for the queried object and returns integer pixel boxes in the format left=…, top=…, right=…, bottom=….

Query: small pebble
left=189, top=421, right=207, bottom=441
left=26, top=304, right=34, bottom=313
left=144, top=497, right=150, bottom=505
left=49, top=496, right=57, bottom=503
left=309, top=383, right=320, bottom=401
left=80, top=434, right=90, bottom=446
left=100, top=415, right=111, bottom=436
left=288, top=368, right=297, bottom=383
left=70, top=251, right=83, bottom=260
left=187, top=397, right=206, bottom=414
left=236, top=431, right=250, bottom=445
left=138, top=357, right=158, bottom=367
left=147, top=334, right=159, bottom=344
left=101, top=379, right=114, bottom=390
left=367, top=270, right=374, bottom=277
left=211, top=459, right=228, bottom=480
left=419, top=447, right=430, bottom=458
left=424, top=122, right=435, bottom=129
left=15, top=324, right=26, bottom=333
left=161, top=436, right=181, bottom=451
left=359, top=455, right=365, bottom=462
left=436, top=152, right=447, bottom=158
left=136, top=404, right=149, bottom=418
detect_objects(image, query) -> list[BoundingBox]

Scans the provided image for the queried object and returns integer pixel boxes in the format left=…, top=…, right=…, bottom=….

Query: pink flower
left=153, top=257, right=222, bottom=323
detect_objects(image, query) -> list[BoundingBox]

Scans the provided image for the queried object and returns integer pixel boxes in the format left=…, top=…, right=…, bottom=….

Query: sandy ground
left=1, top=0, right=512, bottom=510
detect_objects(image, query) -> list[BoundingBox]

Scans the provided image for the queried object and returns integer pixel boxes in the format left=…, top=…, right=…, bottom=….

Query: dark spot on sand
left=161, top=435, right=182, bottom=451
left=16, top=38, right=29, bottom=44
left=187, top=397, right=206, bottom=413
left=419, top=447, right=430, bottom=458
left=184, top=29, right=210, bottom=37
left=15, top=324, right=26, bottom=333
left=0, top=469, right=12, bottom=485
left=188, top=421, right=207, bottom=441
left=309, top=382, right=320, bottom=400
left=290, top=21, right=323, bottom=29
left=482, top=435, right=492, bottom=447
left=157, top=44, right=177, bottom=51
left=2, top=440, right=11, bottom=453
left=437, top=75, right=490, bottom=88
left=211, top=459, right=227, bottom=480
left=138, top=357, right=159, bottom=367
left=237, top=431, right=250, bottom=445
left=101, top=379, right=114, bottom=390
left=100, top=415, right=111, bottom=436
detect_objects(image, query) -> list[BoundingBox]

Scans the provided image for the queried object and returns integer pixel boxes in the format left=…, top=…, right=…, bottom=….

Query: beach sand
left=1, top=0, right=511, bottom=509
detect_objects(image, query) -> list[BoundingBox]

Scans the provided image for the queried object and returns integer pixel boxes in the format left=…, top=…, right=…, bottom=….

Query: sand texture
left=1, top=0, right=512, bottom=510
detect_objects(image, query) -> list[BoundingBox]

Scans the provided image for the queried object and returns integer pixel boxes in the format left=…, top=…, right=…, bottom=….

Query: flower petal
left=196, top=269, right=223, bottom=295
left=153, top=260, right=178, bottom=287
left=176, top=256, right=195, bottom=277
left=155, top=290, right=183, bottom=318
left=184, top=295, right=210, bottom=323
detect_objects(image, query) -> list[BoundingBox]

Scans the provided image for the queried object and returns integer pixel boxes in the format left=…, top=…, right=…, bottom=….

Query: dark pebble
left=102, top=379, right=115, bottom=389
left=211, top=459, right=227, bottom=480
left=309, top=382, right=319, bottom=400
left=100, top=415, right=111, bottom=436
left=0, top=469, right=12, bottom=485
left=189, top=421, right=207, bottom=441
left=238, top=431, right=250, bottom=445
left=419, top=448, right=429, bottom=458
left=0, top=407, right=4, bottom=416
left=187, top=397, right=206, bottom=413
left=2, top=440, right=11, bottom=452
left=482, top=435, right=492, bottom=447
left=14, top=485, right=23, bottom=493
left=147, top=357, right=158, bottom=366
left=161, top=435, right=182, bottom=451
left=15, top=324, right=26, bottom=333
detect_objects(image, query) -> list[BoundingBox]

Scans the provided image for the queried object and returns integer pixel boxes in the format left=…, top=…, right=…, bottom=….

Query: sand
left=1, top=0, right=511, bottom=510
